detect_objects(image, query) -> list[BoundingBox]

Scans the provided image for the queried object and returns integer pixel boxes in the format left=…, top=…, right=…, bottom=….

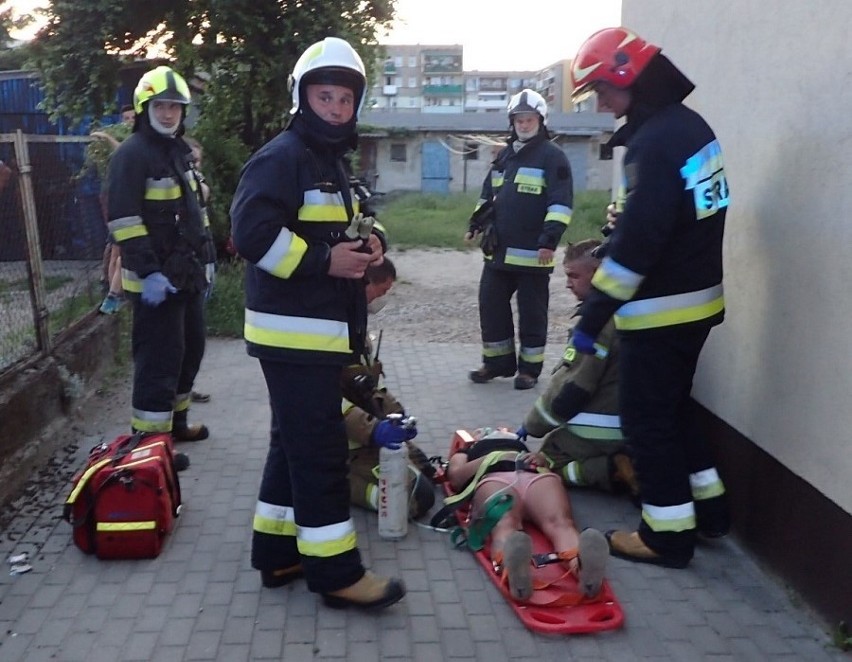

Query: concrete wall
left=622, top=0, right=852, bottom=515
left=0, top=315, right=122, bottom=507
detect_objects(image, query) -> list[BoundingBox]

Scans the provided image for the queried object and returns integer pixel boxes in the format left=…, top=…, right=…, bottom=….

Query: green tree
left=30, top=0, right=395, bottom=246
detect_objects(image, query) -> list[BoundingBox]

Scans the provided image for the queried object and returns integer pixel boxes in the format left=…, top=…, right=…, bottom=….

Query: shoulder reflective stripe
left=122, top=268, right=142, bottom=293
left=258, top=228, right=308, bottom=278
left=491, top=172, right=504, bottom=187
left=514, top=167, right=546, bottom=186
left=296, top=519, right=358, bottom=558
left=566, top=412, right=621, bottom=428
left=244, top=310, right=350, bottom=353
left=592, top=256, right=643, bottom=301
left=144, top=177, right=181, bottom=201
left=505, top=247, right=553, bottom=268
left=482, top=338, right=514, bottom=358
left=641, top=501, right=696, bottom=533
left=545, top=204, right=572, bottom=226
left=689, top=468, right=726, bottom=500
left=298, top=189, right=348, bottom=222
left=615, top=284, right=724, bottom=330
left=96, top=521, right=156, bottom=531
left=519, top=345, right=545, bottom=363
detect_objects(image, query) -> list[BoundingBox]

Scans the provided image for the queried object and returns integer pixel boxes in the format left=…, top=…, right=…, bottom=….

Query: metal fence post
left=14, top=129, right=51, bottom=356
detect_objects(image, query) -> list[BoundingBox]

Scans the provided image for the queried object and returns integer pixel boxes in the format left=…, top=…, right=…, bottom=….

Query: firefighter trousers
left=478, top=266, right=549, bottom=377
left=252, top=361, right=365, bottom=594
left=130, top=290, right=205, bottom=433
left=619, top=325, right=726, bottom=559
left=540, top=429, right=627, bottom=492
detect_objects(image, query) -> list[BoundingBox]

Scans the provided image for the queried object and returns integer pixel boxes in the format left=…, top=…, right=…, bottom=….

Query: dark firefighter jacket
left=473, top=132, right=573, bottom=272
left=230, top=117, right=386, bottom=365
left=577, top=102, right=728, bottom=338
left=107, top=127, right=215, bottom=295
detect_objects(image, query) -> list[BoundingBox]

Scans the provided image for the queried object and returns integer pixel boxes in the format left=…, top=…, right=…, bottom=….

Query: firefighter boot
left=172, top=411, right=209, bottom=442
left=605, top=530, right=692, bottom=569
left=469, top=365, right=515, bottom=384
left=322, top=571, right=406, bottom=611
left=261, top=564, right=304, bottom=588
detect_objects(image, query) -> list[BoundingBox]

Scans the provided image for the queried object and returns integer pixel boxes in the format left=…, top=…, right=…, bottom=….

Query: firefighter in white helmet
left=231, top=37, right=405, bottom=610
left=465, top=89, right=574, bottom=390
left=107, top=65, right=215, bottom=450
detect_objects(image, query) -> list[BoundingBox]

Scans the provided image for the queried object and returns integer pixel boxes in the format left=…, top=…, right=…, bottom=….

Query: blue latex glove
left=572, top=328, right=607, bottom=358
left=372, top=418, right=417, bottom=450
left=141, top=271, right=178, bottom=307
left=515, top=425, right=528, bottom=441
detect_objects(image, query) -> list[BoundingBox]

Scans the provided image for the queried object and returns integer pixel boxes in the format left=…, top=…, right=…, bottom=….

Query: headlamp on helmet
left=133, top=66, right=191, bottom=114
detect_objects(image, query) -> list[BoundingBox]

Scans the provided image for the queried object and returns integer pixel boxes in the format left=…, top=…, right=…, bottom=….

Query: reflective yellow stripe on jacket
left=244, top=309, right=350, bottom=354
left=257, top=227, right=308, bottom=279
left=109, top=215, right=148, bottom=243
left=144, top=176, right=181, bottom=201
left=297, top=189, right=360, bottom=222
left=614, top=284, right=724, bottom=331
left=504, top=247, right=554, bottom=269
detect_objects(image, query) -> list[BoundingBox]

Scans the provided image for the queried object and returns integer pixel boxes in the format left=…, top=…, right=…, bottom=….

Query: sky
left=383, top=0, right=623, bottom=71
left=6, top=0, right=623, bottom=71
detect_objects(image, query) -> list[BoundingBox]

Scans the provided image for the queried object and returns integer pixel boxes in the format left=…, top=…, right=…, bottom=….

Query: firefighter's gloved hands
left=572, top=328, right=598, bottom=355
left=372, top=417, right=417, bottom=450
left=141, top=272, right=177, bottom=306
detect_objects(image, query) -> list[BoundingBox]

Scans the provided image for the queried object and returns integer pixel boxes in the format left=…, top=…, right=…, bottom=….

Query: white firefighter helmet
left=288, top=37, right=367, bottom=117
left=507, top=88, right=548, bottom=122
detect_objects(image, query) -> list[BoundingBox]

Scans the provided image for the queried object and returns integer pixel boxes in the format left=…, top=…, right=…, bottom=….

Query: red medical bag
left=63, top=432, right=182, bottom=559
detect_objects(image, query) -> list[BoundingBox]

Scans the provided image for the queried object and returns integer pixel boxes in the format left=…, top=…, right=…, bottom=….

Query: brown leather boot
left=605, top=530, right=691, bottom=569
left=322, top=572, right=406, bottom=610
left=469, top=365, right=514, bottom=384
left=172, top=424, right=209, bottom=442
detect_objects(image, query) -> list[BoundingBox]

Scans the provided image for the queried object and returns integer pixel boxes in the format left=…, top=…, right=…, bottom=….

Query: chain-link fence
left=0, top=131, right=106, bottom=375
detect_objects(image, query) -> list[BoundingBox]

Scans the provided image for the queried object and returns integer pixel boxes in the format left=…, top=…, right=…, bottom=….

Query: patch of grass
left=0, top=274, right=72, bottom=295
left=205, top=260, right=246, bottom=338
left=375, top=190, right=612, bottom=249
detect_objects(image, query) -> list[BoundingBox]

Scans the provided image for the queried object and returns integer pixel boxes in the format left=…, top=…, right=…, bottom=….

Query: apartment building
left=371, top=44, right=465, bottom=113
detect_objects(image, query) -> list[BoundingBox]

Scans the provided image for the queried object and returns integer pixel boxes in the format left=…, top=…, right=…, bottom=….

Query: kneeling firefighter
left=107, top=65, right=215, bottom=442
left=342, top=259, right=436, bottom=519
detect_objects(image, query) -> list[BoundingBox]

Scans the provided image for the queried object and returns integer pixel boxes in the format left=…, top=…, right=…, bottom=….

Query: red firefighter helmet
left=570, top=27, right=661, bottom=101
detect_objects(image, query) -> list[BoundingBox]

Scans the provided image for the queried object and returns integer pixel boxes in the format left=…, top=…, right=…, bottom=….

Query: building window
left=408, top=77, right=417, bottom=88
left=464, top=142, right=479, bottom=161
left=408, top=56, right=417, bottom=67
left=599, top=143, right=613, bottom=161
left=390, top=144, right=407, bottom=162
left=394, top=56, right=403, bottom=67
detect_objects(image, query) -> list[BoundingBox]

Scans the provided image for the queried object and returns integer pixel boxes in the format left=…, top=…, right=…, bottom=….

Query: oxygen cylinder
left=378, top=443, right=409, bottom=540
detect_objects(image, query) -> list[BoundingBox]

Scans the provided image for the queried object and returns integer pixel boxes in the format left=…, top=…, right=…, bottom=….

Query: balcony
left=422, top=84, right=464, bottom=97
left=383, top=62, right=397, bottom=75
left=382, top=85, right=397, bottom=96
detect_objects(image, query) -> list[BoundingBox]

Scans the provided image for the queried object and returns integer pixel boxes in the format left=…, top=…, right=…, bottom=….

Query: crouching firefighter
left=107, top=65, right=215, bottom=442
left=342, top=259, right=437, bottom=519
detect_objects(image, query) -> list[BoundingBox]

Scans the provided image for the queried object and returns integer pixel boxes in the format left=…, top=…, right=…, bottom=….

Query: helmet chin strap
left=148, top=105, right=179, bottom=137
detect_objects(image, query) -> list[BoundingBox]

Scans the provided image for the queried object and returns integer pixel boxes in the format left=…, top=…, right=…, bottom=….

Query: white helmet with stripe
left=288, top=37, right=367, bottom=118
left=507, top=89, right=548, bottom=122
